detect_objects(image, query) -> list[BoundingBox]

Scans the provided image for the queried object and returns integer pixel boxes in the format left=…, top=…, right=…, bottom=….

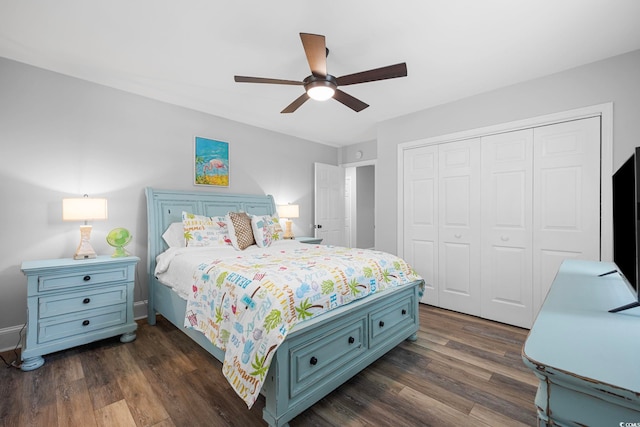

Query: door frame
left=396, top=102, right=614, bottom=261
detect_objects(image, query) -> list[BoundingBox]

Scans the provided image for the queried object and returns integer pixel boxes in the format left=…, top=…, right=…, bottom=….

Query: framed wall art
left=194, top=136, right=229, bottom=187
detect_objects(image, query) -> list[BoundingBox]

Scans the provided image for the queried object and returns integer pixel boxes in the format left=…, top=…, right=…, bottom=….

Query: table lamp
left=63, top=195, right=108, bottom=259
left=277, top=204, right=299, bottom=240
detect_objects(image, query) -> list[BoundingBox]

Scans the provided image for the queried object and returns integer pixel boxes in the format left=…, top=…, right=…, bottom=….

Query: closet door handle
left=454, top=233, right=462, bottom=239
left=501, top=236, right=510, bottom=242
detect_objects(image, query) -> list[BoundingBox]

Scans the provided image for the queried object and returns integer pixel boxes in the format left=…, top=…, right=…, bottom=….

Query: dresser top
left=523, top=259, right=640, bottom=393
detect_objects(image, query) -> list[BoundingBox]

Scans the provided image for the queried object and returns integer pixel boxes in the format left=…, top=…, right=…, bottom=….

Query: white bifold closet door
left=437, top=140, right=481, bottom=315
left=402, top=139, right=482, bottom=314
left=403, top=117, right=601, bottom=328
left=480, top=129, right=534, bottom=327
left=481, top=118, right=600, bottom=327
left=403, top=145, right=438, bottom=305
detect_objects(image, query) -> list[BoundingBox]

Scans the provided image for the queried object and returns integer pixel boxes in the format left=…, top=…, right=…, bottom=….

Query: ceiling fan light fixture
left=306, top=81, right=336, bottom=101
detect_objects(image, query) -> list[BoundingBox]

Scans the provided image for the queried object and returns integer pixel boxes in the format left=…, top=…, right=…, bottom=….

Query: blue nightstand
left=20, top=255, right=139, bottom=371
left=296, top=236, right=323, bottom=244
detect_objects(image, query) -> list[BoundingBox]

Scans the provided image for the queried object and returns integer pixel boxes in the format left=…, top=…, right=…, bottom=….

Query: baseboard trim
left=0, top=324, right=25, bottom=353
left=134, top=300, right=148, bottom=320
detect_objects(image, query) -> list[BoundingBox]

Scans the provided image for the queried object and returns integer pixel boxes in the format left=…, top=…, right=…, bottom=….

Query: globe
left=106, top=228, right=132, bottom=257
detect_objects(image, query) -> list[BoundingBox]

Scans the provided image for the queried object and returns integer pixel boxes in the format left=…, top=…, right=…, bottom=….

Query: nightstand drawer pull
left=348, top=336, right=355, bottom=344
left=83, top=275, right=91, bottom=282
left=379, top=321, right=385, bottom=328
left=82, top=320, right=90, bottom=326
left=83, top=298, right=91, bottom=304
left=402, top=309, right=407, bottom=315
left=309, top=356, right=318, bottom=366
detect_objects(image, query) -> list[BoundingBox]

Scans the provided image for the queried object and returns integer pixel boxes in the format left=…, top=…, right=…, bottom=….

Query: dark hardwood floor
left=0, top=305, right=538, bottom=426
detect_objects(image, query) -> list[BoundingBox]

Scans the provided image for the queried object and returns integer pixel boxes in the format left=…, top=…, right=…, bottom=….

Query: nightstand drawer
left=38, top=266, right=130, bottom=292
left=38, top=285, right=127, bottom=318
left=38, top=304, right=127, bottom=343
left=289, top=315, right=366, bottom=398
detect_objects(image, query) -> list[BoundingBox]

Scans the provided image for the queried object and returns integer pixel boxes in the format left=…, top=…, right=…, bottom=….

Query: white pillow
left=162, top=222, right=185, bottom=248
left=182, top=211, right=231, bottom=247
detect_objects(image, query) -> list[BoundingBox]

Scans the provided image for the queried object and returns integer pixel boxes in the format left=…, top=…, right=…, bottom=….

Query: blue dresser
left=21, top=255, right=139, bottom=371
left=523, top=259, right=640, bottom=425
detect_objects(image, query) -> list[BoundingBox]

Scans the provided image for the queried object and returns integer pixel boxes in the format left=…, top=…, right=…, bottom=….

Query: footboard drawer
left=289, top=314, right=367, bottom=398
left=369, top=292, right=415, bottom=349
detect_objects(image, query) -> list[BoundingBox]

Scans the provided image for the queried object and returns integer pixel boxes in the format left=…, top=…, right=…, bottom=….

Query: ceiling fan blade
left=300, top=33, right=327, bottom=77
left=234, top=76, right=303, bottom=86
left=336, top=62, right=407, bottom=86
left=333, top=89, right=369, bottom=112
left=281, top=93, right=310, bottom=114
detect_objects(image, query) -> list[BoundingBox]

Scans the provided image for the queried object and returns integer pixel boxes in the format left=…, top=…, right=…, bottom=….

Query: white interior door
left=481, top=129, right=534, bottom=327
left=402, top=145, right=438, bottom=305
left=314, top=162, right=346, bottom=246
left=437, top=139, right=482, bottom=315
left=532, top=117, right=601, bottom=313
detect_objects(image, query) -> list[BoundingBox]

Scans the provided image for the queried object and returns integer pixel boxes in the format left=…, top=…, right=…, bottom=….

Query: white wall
left=376, top=49, right=640, bottom=255
left=0, top=57, right=337, bottom=346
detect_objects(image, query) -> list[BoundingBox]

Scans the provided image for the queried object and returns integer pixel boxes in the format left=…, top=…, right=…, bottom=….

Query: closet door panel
left=481, top=130, right=534, bottom=328
left=438, top=139, right=481, bottom=315
left=533, top=117, right=601, bottom=313
left=403, top=146, right=438, bottom=305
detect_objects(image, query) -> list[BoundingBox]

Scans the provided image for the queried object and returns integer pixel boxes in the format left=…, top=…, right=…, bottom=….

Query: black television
left=610, top=146, right=640, bottom=313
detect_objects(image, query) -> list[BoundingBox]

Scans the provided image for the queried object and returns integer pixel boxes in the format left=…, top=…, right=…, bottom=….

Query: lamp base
left=283, top=220, right=295, bottom=240
left=74, top=225, right=97, bottom=260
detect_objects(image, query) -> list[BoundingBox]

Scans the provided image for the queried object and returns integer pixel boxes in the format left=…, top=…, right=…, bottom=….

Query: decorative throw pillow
left=251, top=214, right=284, bottom=248
left=182, top=212, right=231, bottom=247
left=226, top=211, right=256, bottom=250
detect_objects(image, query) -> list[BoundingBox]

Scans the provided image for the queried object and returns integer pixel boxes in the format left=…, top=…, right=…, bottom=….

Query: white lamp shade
left=277, top=204, right=299, bottom=219
left=63, top=198, right=108, bottom=221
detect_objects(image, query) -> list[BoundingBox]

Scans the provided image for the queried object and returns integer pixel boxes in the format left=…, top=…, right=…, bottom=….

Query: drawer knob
left=83, top=298, right=91, bottom=304
left=348, top=336, right=355, bottom=344
left=82, top=320, right=90, bottom=326
left=402, top=309, right=407, bottom=315
left=83, top=275, right=91, bottom=282
left=310, top=356, right=318, bottom=366
left=379, top=321, right=385, bottom=328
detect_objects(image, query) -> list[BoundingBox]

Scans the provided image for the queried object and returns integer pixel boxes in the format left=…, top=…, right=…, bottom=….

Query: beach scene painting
left=194, top=136, right=229, bottom=187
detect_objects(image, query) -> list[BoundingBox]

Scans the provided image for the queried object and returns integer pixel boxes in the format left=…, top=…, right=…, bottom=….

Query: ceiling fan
left=234, top=32, right=408, bottom=113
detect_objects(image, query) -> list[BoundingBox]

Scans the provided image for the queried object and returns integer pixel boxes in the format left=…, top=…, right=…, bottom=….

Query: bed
left=145, top=187, right=424, bottom=427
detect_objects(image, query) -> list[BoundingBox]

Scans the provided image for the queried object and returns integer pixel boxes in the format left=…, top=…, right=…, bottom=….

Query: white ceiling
left=2, top=1, right=640, bottom=147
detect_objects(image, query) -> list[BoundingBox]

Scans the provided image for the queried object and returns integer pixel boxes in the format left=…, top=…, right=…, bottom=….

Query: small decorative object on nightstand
left=20, top=255, right=139, bottom=371
left=106, top=227, right=133, bottom=257
left=296, top=236, right=323, bottom=244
